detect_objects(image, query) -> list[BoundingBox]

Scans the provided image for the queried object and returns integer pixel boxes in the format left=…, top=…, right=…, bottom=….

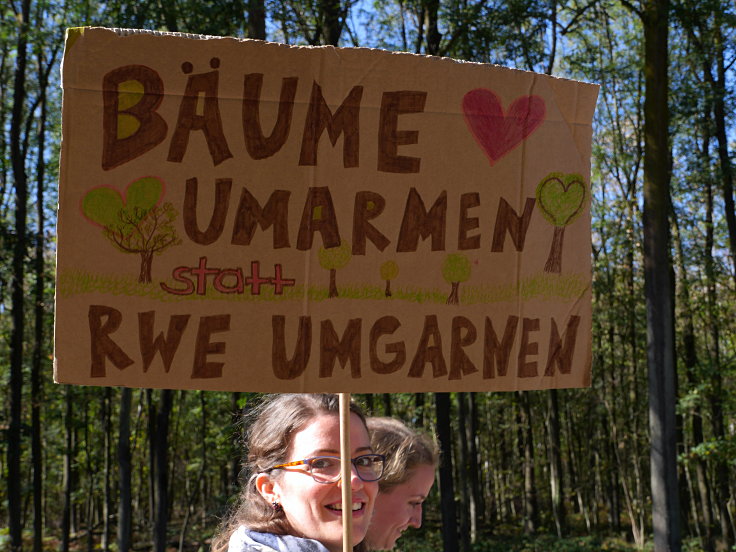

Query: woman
left=212, top=394, right=385, bottom=552
left=364, top=417, right=439, bottom=550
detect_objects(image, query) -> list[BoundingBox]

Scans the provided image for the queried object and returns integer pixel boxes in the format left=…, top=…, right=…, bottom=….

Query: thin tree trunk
left=518, top=392, right=539, bottom=534
left=247, top=0, right=266, bottom=40
left=547, top=389, right=566, bottom=537
left=61, top=387, right=75, bottom=552
left=102, top=388, right=112, bottom=552
left=456, top=393, right=471, bottom=552
left=468, top=393, right=484, bottom=533
left=414, top=393, right=425, bottom=428
left=328, top=268, right=338, bottom=298
left=708, top=23, right=736, bottom=288
left=7, top=2, right=31, bottom=550
left=31, top=54, right=48, bottom=552
left=319, top=0, right=343, bottom=45
left=704, top=141, right=733, bottom=548
left=118, top=388, right=132, bottom=552
left=435, top=392, right=459, bottom=552
left=153, top=389, right=173, bottom=552
left=641, top=1, right=681, bottom=549
left=382, top=393, right=392, bottom=416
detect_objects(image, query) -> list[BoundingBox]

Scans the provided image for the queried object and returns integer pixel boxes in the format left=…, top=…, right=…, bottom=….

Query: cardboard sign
left=54, top=27, right=599, bottom=392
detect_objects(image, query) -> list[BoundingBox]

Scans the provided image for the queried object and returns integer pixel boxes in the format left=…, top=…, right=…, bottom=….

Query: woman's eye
left=354, top=456, right=371, bottom=467
left=311, top=458, right=333, bottom=470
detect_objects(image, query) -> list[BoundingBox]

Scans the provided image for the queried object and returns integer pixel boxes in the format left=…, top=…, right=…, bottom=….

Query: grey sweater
left=227, top=526, right=330, bottom=552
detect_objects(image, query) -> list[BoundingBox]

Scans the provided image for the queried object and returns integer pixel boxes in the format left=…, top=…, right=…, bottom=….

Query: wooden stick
left=339, top=393, right=353, bottom=552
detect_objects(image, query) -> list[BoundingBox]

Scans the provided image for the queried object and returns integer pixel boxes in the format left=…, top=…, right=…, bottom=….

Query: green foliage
left=318, top=241, right=352, bottom=271
left=441, top=252, right=471, bottom=283
left=379, top=259, right=399, bottom=281
left=535, top=172, right=587, bottom=227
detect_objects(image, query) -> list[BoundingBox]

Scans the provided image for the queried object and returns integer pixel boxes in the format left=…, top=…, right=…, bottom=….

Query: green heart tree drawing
left=535, top=172, right=587, bottom=273
left=81, top=176, right=181, bottom=283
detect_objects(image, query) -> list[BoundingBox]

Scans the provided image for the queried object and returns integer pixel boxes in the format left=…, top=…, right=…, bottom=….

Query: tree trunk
left=457, top=393, right=471, bottom=552
left=382, top=393, right=392, bottom=416
left=247, top=0, right=266, bottom=40
left=151, top=389, right=173, bottom=552
left=31, top=76, right=47, bottom=552
left=7, top=2, right=31, bottom=550
left=518, top=392, right=539, bottom=533
left=641, top=1, right=681, bottom=549
left=544, top=226, right=565, bottom=273
left=447, top=281, right=460, bottom=304
left=547, top=389, right=566, bottom=537
left=424, top=0, right=441, bottom=55
left=61, top=387, right=75, bottom=552
left=319, top=0, right=343, bottom=45
left=708, top=21, right=736, bottom=547
left=140, top=251, right=153, bottom=283
left=102, top=388, right=112, bottom=552
left=435, top=392, right=459, bottom=552
left=328, top=267, right=338, bottom=298
left=708, top=23, right=736, bottom=288
left=118, top=388, right=132, bottom=552
left=468, top=393, right=484, bottom=531
left=704, top=152, right=733, bottom=547
left=384, top=279, right=392, bottom=297
left=414, top=393, right=425, bottom=427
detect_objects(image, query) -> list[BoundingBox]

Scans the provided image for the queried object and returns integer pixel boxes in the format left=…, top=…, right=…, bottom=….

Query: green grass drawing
left=57, top=269, right=587, bottom=306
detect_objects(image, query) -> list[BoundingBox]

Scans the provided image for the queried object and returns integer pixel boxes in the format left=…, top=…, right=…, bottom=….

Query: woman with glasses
left=364, top=417, right=439, bottom=550
left=212, top=394, right=385, bottom=552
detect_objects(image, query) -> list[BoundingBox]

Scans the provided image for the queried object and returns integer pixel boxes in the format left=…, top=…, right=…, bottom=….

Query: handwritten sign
left=54, top=27, right=599, bottom=392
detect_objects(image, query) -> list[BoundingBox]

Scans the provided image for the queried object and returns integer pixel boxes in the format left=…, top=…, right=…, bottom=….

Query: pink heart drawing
left=462, top=89, right=546, bottom=165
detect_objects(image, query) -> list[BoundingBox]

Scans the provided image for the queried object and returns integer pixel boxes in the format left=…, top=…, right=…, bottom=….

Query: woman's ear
left=255, top=472, right=279, bottom=504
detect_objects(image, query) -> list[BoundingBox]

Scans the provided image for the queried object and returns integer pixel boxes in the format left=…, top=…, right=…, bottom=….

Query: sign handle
left=339, top=393, right=353, bottom=552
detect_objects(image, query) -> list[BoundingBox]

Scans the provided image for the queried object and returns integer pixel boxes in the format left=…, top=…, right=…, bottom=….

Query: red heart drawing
left=462, top=89, right=546, bottom=165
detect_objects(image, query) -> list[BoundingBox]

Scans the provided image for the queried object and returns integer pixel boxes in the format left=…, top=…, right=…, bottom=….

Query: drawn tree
left=379, top=260, right=399, bottom=297
left=318, top=241, right=351, bottom=298
left=82, top=177, right=181, bottom=283
left=442, top=253, right=471, bottom=305
left=535, top=172, right=586, bottom=273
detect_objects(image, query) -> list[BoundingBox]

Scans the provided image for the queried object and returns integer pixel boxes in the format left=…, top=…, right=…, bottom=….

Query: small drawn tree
left=442, top=253, right=471, bottom=305
left=105, top=203, right=181, bottom=283
left=535, top=172, right=586, bottom=273
left=82, top=177, right=181, bottom=283
left=379, top=260, right=399, bottom=297
left=318, top=241, right=352, bottom=298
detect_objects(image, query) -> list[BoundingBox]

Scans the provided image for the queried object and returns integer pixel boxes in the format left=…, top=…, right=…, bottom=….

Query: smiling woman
left=211, top=394, right=382, bottom=552
left=365, top=417, right=439, bottom=551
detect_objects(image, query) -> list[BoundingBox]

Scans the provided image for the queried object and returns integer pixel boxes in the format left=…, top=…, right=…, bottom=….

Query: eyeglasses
left=266, top=454, right=386, bottom=484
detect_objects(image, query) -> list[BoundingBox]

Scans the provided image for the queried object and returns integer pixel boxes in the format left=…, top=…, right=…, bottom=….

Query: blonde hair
left=211, top=393, right=368, bottom=552
left=367, top=417, right=439, bottom=493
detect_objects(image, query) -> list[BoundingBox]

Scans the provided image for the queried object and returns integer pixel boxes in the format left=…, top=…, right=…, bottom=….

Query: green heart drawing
left=81, top=176, right=163, bottom=230
left=536, top=172, right=586, bottom=227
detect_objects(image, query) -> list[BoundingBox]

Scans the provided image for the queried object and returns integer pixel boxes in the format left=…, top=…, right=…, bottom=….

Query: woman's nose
left=409, top=505, right=423, bottom=528
left=336, top=465, right=364, bottom=490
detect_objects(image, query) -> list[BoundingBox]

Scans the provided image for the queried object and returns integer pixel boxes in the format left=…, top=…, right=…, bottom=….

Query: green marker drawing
left=81, top=176, right=181, bottom=283
left=442, top=253, right=471, bottom=305
left=535, top=172, right=587, bottom=273
left=379, top=260, right=399, bottom=297
left=318, top=241, right=352, bottom=298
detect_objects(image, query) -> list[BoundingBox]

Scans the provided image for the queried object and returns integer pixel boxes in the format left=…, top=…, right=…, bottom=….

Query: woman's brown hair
left=211, top=393, right=368, bottom=552
left=367, top=417, right=439, bottom=493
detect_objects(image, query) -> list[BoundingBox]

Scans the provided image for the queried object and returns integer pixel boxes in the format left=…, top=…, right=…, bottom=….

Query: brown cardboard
left=54, top=27, right=599, bottom=392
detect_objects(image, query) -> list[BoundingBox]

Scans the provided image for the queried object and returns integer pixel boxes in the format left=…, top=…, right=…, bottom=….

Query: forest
left=1, top=0, right=735, bottom=551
